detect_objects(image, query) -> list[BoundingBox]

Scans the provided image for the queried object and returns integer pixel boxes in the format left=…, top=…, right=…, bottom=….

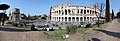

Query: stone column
left=83, top=17, right=84, bottom=22
left=58, top=17, right=60, bottom=21
left=67, top=9, right=68, bottom=15
left=79, top=9, right=80, bottom=14
left=75, top=17, right=76, bottom=22
left=63, top=17, right=65, bottom=22
left=83, top=9, right=84, bottom=14
left=71, top=17, right=72, bottom=22
left=79, top=17, right=80, bottom=22
left=67, top=17, right=68, bottom=22
left=89, top=17, right=90, bottom=21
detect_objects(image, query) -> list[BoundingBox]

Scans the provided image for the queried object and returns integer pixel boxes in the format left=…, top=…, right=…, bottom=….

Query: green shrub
left=77, top=25, right=81, bottom=28
left=11, top=22, right=18, bottom=27
left=66, top=24, right=77, bottom=34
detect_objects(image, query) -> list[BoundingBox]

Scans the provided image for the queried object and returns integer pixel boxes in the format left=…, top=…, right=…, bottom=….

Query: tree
left=96, top=3, right=105, bottom=17
left=112, top=9, right=114, bottom=20
left=95, top=3, right=105, bottom=27
left=0, top=4, right=10, bottom=26
left=117, top=12, right=120, bottom=19
left=105, top=0, right=110, bottom=22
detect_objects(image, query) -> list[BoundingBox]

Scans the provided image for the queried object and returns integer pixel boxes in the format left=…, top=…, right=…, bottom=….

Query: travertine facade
left=50, top=3, right=100, bottom=22
left=9, top=8, right=21, bottom=22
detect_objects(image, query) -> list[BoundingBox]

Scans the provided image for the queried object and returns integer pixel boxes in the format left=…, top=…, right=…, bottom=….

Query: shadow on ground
left=88, top=38, right=101, bottom=41
left=0, top=27, right=30, bottom=32
left=94, top=29, right=120, bottom=39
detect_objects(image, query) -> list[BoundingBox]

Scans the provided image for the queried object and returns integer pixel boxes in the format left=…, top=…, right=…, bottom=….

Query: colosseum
left=50, top=2, right=100, bottom=23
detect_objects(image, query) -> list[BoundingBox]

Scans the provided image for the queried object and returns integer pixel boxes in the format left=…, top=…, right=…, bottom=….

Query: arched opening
left=65, top=9, right=67, bottom=15
left=80, top=17, right=83, bottom=21
left=62, top=17, right=64, bottom=21
left=65, top=17, right=67, bottom=22
left=84, top=17, right=86, bottom=21
left=76, top=17, right=79, bottom=22
left=59, top=17, right=60, bottom=21
left=55, top=17, right=56, bottom=21
left=87, top=17, right=89, bottom=21
left=77, top=10, right=79, bottom=14
left=72, top=17, right=75, bottom=22
left=68, top=17, right=71, bottom=21
left=62, top=10, right=64, bottom=15
left=68, top=9, right=70, bottom=14
left=90, top=17, right=92, bottom=21
left=57, top=17, right=58, bottom=21
left=59, top=10, right=60, bottom=15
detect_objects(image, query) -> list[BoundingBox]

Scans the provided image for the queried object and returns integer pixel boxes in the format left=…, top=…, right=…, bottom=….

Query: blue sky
left=1, top=0, right=120, bottom=16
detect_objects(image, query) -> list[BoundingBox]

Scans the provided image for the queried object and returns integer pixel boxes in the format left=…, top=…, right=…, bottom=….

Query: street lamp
left=0, top=4, right=10, bottom=26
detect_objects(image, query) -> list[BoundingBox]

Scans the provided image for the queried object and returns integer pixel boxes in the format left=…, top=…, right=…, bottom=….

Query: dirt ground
left=90, top=19, right=120, bottom=41
left=0, top=19, right=120, bottom=41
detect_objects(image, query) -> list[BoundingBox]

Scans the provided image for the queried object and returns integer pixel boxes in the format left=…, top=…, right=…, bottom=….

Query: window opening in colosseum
left=90, top=10, right=92, bottom=14
left=76, top=17, right=79, bottom=22
left=68, top=17, right=71, bottom=21
left=68, top=9, right=70, bottom=14
left=59, top=17, right=60, bottom=21
left=92, top=11, right=94, bottom=14
left=65, top=9, right=67, bottom=15
left=84, top=10, right=86, bottom=14
left=77, top=10, right=79, bottom=14
left=65, top=17, right=67, bottom=22
left=72, top=17, right=75, bottom=22
left=62, top=17, right=63, bottom=21
left=87, top=10, right=89, bottom=14
left=80, top=17, right=83, bottom=21
left=84, top=17, right=86, bottom=21
left=59, top=10, right=60, bottom=15
left=90, top=17, right=92, bottom=21
left=87, top=17, right=89, bottom=21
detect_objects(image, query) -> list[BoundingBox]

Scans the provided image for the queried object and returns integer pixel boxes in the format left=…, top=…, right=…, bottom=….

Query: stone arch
left=72, top=17, right=75, bottom=22
left=80, top=17, right=83, bottom=21
left=59, top=17, right=60, bottom=21
left=65, top=9, right=67, bottom=15
left=62, top=17, right=64, bottom=21
left=76, top=17, right=79, bottom=22
left=59, top=10, right=60, bottom=15
left=84, top=17, right=86, bottom=21
left=90, top=17, right=92, bottom=21
left=65, top=17, right=67, bottom=22
left=68, top=9, right=70, bottom=14
left=87, top=17, right=89, bottom=21
left=68, top=17, right=71, bottom=21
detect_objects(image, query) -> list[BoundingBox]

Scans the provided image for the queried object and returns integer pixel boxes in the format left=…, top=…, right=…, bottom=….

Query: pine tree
left=105, top=0, right=110, bottom=22
left=112, top=9, right=114, bottom=20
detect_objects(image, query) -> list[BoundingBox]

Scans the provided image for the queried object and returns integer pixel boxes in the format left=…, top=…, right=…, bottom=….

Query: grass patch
left=18, top=26, right=31, bottom=30
left=44, top=29, right=66, bottom=40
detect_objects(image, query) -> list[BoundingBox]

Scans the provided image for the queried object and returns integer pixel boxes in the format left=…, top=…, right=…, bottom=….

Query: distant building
left=9, top=8, right=21, bottom=22
left=50, top=2, right=100, bottom=22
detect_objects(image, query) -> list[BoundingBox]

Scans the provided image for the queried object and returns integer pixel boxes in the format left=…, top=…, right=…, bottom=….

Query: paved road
left=92, top=19, right=120, bottom=41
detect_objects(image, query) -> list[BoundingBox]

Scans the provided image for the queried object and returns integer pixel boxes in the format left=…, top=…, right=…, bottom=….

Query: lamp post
left=0, top=4, right=10, bottom=26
